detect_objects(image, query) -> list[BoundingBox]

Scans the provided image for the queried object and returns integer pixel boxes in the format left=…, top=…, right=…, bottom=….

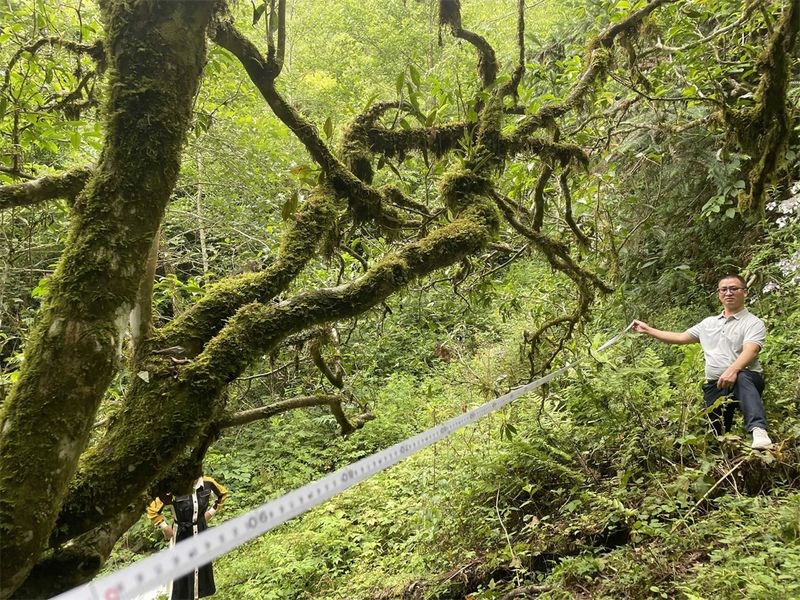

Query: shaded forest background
left=0, top=0, right=798, bottom=598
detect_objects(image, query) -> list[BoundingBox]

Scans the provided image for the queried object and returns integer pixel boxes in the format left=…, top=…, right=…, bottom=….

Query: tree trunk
left=0, top=2, right=215, bottom=596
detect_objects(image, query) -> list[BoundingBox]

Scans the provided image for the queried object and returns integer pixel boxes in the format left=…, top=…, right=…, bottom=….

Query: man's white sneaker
left=751, top=427, right=773, bottom=449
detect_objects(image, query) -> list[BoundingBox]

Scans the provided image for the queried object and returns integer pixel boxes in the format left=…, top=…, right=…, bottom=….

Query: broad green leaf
left=281, top=190, right=299, bottom=221
left=252, top=1, right=266, bottom=25
left=409, top=64, right=421, bottom=88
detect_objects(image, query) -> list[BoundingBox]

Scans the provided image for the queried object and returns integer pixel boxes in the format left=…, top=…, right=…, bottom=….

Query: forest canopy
left=0, top=0, right=798, bottom=598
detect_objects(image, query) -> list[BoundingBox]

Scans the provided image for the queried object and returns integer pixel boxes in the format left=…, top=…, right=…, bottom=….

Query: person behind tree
left=632, top=274, right=773, bottom=449
left=146, top=474, right=230, bottom=600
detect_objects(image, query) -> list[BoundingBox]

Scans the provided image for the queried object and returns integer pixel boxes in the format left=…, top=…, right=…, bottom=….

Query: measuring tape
left=52, top=322, right=633, bottom=600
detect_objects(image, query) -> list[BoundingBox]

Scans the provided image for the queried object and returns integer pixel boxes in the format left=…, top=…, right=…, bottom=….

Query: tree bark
left=0, top=166, right=92, bottom=210
left=0, top=2, right=216, bottom=596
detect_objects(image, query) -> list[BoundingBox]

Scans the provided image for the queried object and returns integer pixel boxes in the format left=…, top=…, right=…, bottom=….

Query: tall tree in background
left=0, top=0, right=796, bottom=597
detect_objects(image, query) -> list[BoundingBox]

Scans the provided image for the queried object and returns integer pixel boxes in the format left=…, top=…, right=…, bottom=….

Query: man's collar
left=717, top=308, right=749, bottom=320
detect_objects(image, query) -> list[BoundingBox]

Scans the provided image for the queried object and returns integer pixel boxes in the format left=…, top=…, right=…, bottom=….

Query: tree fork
left=438, top=0, right=499, bottom=88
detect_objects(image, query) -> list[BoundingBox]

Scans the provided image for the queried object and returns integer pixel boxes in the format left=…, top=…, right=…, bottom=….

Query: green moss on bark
left=53, top=198, right=498, bottom=545
left=160, top=186, right=340, bottom=355
left=722, top=0, right=799, bottom=215
left=0, top=2, right=215, bottom=596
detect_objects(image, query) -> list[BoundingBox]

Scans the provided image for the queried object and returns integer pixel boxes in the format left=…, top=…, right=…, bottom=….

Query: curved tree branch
left=309, top=333, right=345, bottom=389
left=52, top=189, right=499, bottom=544
left=159, top=186, right=340, bottom=355
left=439, top=0, right=499, bottom=88
left=0, top=166, right=93, bottom=210
left=559, top=170, right=591, bottom=251
left=212, top=21, right=414, bottom=232
left=220, top=393, right=371, bottom=435
left=531, top=161, right=554, bottom=232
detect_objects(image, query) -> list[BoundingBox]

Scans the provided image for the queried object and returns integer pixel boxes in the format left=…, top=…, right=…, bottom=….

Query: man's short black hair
left=718, top=274, right=747, bottom=288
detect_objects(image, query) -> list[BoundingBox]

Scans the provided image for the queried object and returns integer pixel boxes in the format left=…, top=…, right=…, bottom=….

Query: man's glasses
left=718, top=286, right=745, bottom=294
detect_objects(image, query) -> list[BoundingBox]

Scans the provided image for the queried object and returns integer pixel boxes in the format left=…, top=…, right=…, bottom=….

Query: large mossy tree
left=0, top=0, right=797, bottom=597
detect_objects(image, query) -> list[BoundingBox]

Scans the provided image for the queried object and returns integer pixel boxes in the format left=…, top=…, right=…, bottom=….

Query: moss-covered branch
left=510, top=0, right=678, bottom=143
left=159, top=186, right=339, bottom=355
left=52, top=191, right=499, bottom=544
left=0, top=166, right=93, bottom=210
left=186, top=198, right=498, bottom=389
left=220, top=394, right=369, bottom=435
left=559, top=171, right=592, bottom=251
left=212, top=21, right=413, bottom=232
left=364, top=123, right=470, bottom=161
left=723, top=0, right=799, bottom=214
left=310, top=334, right=345, bottom=389
left=505, top=0, right=527, bottom=99
left=493, top=191, right=611, bottom=296
left=439, top=0, right=499, bottom=88
left=532, top=158, right=555, bottom=232
left=524, top=290, right=590, bottom=376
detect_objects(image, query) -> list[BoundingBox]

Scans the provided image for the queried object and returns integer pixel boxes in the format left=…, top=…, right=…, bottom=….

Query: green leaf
left=31, top=277, right=49, bottom=299
left=409, top=64, right=421, bottom=88
left=269, top=9, right=280, bottom=33
left=395, top=72, right=405, bottom=96
left=252, top=1, right=266, bottom=25
left=323, top=116, right=333, bottom=139
left=408, top=91, right=421, bottom=113
left=281, top=190, right=299, bottom=221
left=362, top=93, right=378, bottom=112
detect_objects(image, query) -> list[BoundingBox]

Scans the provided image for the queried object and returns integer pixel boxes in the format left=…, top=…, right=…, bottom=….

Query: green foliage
left=3, top=0, right=798, bottom=596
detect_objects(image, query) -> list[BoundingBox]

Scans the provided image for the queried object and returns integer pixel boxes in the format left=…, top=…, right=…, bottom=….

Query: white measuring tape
left=52, top=322, right=634, bottom=600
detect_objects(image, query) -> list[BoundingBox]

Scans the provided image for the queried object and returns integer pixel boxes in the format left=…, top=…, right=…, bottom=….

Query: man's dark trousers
left=702, top=370, right=766, bottom=436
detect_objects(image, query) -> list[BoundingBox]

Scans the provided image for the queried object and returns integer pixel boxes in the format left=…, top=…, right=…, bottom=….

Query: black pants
left=702, top=370, right=766, bottom=436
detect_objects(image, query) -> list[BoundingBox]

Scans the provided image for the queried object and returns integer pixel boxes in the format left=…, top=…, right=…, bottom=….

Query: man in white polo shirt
left=632, top=274, right=772, bottom=449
